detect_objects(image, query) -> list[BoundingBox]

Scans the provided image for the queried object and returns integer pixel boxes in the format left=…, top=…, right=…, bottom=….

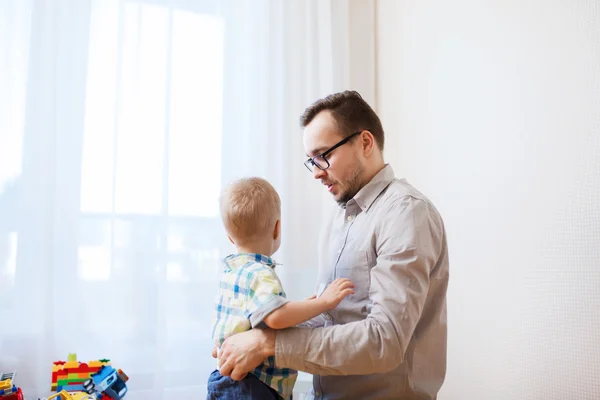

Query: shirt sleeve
left=246, top=268, right=290, bottom=328
left=274, top=196, right=447, bottom=375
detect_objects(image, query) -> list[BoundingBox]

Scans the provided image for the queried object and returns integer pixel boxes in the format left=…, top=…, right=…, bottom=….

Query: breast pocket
left=335, top=250, right=372, bottom=301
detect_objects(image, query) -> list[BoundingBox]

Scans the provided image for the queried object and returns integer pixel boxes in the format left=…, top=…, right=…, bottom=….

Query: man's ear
left=273, top=220, right=281, bottom=241
left=361, top=130, right=376, bottom=156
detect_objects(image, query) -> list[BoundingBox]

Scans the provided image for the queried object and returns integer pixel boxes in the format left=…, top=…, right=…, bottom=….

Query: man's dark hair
left=299, top=90, right=385, bottom=151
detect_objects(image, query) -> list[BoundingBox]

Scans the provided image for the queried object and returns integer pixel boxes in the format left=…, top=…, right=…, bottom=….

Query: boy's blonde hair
left=220, top=177, right=281, bottom=243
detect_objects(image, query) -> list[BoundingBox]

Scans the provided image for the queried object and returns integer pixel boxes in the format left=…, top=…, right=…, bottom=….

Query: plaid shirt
left=211, top=253, right=297, bottom=399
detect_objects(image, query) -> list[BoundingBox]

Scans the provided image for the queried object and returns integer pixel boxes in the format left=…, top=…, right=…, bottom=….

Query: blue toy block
left=86, top=366, right=128, bottom=400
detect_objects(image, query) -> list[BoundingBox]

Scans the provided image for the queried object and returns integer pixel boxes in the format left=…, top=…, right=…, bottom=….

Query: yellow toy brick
left=0, top=371, right=14, bottom=390
left=40, top=389, right=96, bottom=400
left=87, top=361, right=102, bottom=368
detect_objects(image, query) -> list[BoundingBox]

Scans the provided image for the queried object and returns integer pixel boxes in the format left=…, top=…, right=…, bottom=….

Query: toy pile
left=40, top=354, right=129, bottom=400
left=0, top=354, right=129, bottom=400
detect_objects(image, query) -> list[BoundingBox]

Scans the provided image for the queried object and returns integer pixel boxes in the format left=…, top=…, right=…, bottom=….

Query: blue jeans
left=206, top=369, right=284, bottom=400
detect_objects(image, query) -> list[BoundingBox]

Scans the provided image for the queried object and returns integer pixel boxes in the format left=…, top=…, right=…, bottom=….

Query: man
left=217, top=90, right=449, bottom=399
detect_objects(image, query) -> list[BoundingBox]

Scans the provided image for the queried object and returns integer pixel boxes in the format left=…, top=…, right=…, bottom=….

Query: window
left=0, top=0, right=30, bottom=313
left=1, top=0, right=236, bottom=391
left=75, top=0, right=225, bottom=387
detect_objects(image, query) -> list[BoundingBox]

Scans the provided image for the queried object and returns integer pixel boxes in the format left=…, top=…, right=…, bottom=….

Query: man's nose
left=313, top=167, right=326, bottom=180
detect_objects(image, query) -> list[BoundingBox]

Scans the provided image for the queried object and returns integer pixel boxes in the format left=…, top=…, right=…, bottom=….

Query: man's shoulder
left=381, top=178, right=433, bottom=206
left=377, top=179, right=444, bottom=223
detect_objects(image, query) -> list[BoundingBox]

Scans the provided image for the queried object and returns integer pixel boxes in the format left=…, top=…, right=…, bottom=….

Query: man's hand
left=318, top=278, right=355, bottom=310
left=218, top=328, right=276, bottom=380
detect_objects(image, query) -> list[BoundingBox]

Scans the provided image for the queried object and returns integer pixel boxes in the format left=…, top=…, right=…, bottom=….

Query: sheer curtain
left=0, top=0, right=376, bottom=398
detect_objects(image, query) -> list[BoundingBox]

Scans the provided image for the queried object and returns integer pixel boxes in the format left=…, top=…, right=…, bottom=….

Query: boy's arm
left=263, top=278, right=354, bottom=329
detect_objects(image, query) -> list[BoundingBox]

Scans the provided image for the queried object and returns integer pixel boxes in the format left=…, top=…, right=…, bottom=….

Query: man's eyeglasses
left=303, top=131, right=362, bottom=172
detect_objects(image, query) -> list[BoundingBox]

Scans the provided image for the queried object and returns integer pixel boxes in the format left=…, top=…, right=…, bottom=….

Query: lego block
left=87, top=361, right=102, bottom=368
left=56, top=383, right=85, bottom=392
left=57, top=376, right=88, bottom=384
left=73, top=366, right=101, bottom=374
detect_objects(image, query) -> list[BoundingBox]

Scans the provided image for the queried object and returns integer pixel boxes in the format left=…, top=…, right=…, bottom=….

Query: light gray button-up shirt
left=276, top=164, right=449, bottom=400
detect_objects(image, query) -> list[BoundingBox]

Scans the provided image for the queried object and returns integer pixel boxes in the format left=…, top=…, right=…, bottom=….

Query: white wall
left=376, top=1, right=600, bottom=399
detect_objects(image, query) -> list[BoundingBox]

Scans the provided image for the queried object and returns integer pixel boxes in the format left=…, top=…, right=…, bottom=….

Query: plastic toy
left=0, top=372, right=14, bottom=391
left=0, top=388, right=24, bottom=400
left=0, top=372, right=24, bottom=400
left=51, top=354, right=112, bottom=393
left=38, top=390, right=96, bottom=400
left=82, top=366, right=128, bottom=400
left=38, top=391, right=111, bottom=400
left=50, top=354, right=128, bottom=399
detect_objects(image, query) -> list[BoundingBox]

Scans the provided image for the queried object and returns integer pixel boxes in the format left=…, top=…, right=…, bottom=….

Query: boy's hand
left=318, top=278, right=355, bottom=310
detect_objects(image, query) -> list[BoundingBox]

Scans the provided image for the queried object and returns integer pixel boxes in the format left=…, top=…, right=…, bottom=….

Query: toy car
left=82, top=366, right=128, bottom=400
left=0, top=387, right=24, bottom=400
left=0, top=372, right=24, bottom=400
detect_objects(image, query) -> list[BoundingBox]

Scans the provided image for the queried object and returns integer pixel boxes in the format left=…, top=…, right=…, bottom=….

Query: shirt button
left=347, top=215, right=354, bottom=221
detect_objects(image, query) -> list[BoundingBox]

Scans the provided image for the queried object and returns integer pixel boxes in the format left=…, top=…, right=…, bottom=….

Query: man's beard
left=336, top=165, right=364, bottom=208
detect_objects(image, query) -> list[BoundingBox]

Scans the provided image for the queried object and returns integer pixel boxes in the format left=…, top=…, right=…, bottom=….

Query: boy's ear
left=227, top=235, right=235, bottom=245
left=273, top=220, right=281, bottom=240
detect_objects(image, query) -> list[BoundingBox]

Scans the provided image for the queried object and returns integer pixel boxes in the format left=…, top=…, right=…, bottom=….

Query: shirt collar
left=223, top=253, right=280, bottom=271
left=352, top=164, right=396, bottom=211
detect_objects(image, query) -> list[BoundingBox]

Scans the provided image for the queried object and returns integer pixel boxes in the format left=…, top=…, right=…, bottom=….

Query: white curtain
left=0, top=0, right=376, bottom=398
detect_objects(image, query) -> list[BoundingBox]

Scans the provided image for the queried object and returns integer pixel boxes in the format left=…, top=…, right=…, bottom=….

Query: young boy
left=207, top=177, right=354, bottom=400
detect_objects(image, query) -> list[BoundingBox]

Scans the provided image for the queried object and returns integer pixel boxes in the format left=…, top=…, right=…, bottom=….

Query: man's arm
left=263, top=278, right=354, bottom=329
left=274, top=197, right=446, bottom=375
